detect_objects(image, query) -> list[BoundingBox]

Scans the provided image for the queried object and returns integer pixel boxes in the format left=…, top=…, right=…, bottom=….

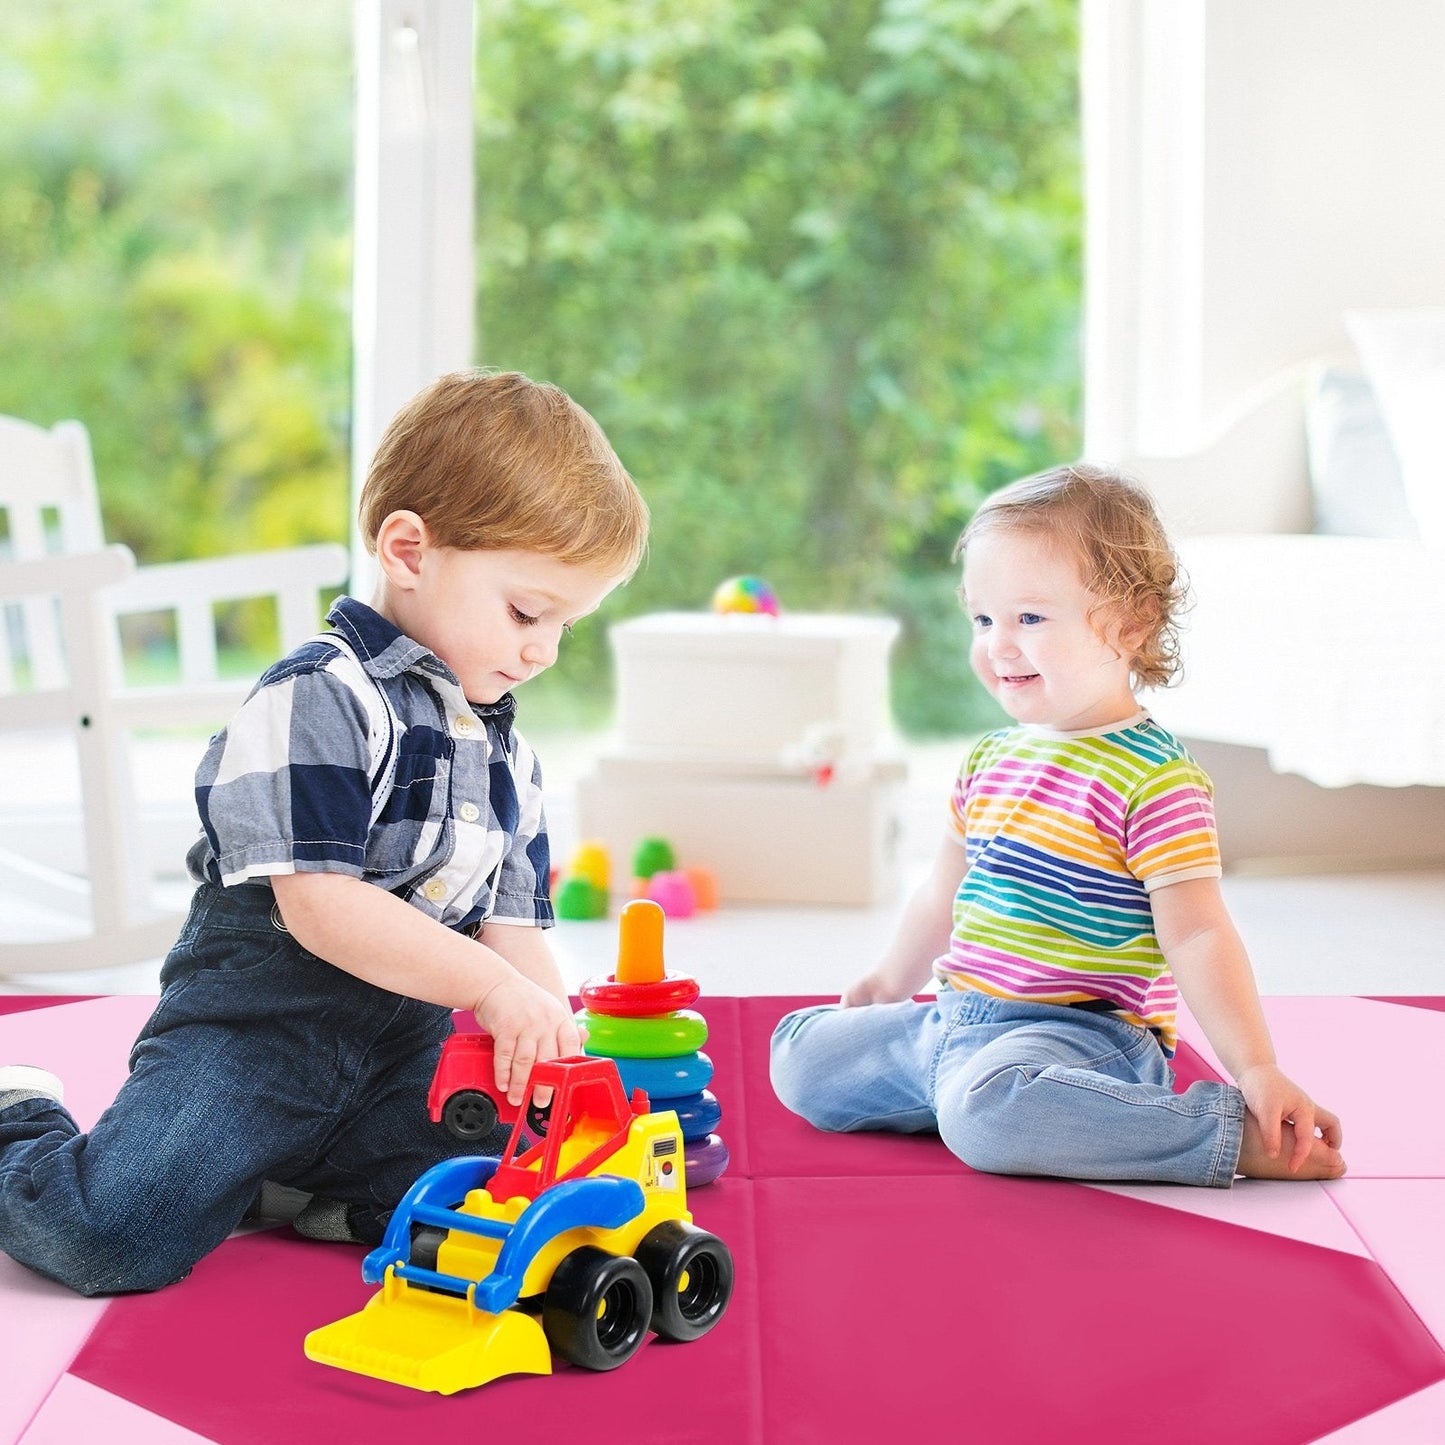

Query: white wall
left=1200, top=3, right=1445, bottom=413
left=1085, top=0, right=1445, bottom=462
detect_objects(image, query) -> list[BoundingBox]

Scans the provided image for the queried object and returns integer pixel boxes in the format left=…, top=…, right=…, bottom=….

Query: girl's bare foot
left=1237, top=1112, right=1346, bottom=1180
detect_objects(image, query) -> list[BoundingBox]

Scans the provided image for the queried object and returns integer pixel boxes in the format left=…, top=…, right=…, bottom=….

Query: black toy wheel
left=525, top=1097, right=551, bottom=1137
left=441, top=1089, right=499, bottom=1142
left=635, top=1220, right=734, bottom=1342
left=542, top=1248, right=653, bottom=1370
left=408, top=1224, right=448, bottom=1272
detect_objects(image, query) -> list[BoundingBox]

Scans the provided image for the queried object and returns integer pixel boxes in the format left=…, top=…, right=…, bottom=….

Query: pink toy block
left=645, top=870, right=697, bottom=918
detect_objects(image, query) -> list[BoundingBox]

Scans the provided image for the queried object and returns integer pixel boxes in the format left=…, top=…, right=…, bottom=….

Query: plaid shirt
left=187, top=596, right=553, bottom=932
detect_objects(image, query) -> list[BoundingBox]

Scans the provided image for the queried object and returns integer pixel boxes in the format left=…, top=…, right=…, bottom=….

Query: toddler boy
left=0, top=369, right=649, bottom=1294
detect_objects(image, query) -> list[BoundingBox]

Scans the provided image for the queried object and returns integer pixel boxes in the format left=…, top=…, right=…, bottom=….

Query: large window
left=2, top=1, right=1080, bottom=730
left=0, top=1, right=353, bottom=646
left=474, top=0, right=1081, bottom=733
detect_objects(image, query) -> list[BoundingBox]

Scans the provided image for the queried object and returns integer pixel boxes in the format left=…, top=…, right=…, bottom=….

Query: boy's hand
left=473, top=974, right=583, bottom=1107
left=1236, top=1062, right=1343, bottom=1172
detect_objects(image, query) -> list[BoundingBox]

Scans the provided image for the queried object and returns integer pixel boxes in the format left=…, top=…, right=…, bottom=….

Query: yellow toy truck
left=304, top=1053, right=733, bottom=1394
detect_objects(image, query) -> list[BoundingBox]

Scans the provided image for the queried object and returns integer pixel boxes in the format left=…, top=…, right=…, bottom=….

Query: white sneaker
left=0, top=1065, right=65, bottom=1105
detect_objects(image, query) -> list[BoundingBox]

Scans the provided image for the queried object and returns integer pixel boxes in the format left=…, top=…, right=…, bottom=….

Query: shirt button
left=423, top=879, right=447, bottom=902
left=459, top=802, right=481, bottom=823
left=455, top=715, right=475, bottom=735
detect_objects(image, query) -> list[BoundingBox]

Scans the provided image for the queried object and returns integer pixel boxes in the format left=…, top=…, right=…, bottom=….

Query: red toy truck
left=428, top=1032, right=551, bottom=1142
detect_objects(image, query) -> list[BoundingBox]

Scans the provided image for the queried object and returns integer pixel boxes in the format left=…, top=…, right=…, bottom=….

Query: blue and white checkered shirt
left=187, top=596, right=554, bottom=932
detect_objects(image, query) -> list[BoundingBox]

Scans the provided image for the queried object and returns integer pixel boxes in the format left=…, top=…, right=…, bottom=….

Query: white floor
left=2, top=731, right=1443, bottom=1000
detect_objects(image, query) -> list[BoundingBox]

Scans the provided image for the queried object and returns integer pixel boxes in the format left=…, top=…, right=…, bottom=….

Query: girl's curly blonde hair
left=955, top=462, right=1188, bottom=689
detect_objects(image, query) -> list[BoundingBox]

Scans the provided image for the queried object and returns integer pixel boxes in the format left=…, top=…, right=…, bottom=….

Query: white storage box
left=575, top=757, right=906, bottom=905
left=609, top=612, right=900, bottom=769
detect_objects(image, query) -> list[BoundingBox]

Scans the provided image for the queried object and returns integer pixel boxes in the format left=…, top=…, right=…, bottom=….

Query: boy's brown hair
left=955, top=462, right=1187, bottom=689
left=359, top=370, right=649, bottom=578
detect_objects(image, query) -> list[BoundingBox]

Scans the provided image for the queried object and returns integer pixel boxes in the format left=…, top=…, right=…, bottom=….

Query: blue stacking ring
left=611, top=1051, right=714, bottom=1100
left=651, top=1088, right=722, bottom=1143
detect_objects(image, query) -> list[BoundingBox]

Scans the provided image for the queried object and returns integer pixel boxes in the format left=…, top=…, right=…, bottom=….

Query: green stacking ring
left=577, top=1007, right=709, bottom=1059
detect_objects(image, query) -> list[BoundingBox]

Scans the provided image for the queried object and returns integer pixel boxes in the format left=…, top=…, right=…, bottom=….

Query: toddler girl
left=770, top=463, right=1345, bottom=1185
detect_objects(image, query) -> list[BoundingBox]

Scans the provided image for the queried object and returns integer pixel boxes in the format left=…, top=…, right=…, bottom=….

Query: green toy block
left=555, top=877, right=608, bottom=921
left=631, top=836, right=676, bottom=879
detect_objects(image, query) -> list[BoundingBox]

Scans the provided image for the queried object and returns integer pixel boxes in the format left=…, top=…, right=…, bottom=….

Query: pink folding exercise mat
left=3, top=992, right=1443, bottom=1444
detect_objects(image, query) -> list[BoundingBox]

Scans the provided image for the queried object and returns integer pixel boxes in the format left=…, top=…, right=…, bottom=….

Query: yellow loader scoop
left=304, top=1270, right=551, bottom=1395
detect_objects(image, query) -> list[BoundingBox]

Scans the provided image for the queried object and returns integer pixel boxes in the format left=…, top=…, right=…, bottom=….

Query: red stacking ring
left=579, top=973, right=702, bottom=1018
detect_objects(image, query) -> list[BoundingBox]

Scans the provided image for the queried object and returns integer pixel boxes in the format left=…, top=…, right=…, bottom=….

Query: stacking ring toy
left=684, top=1133, right=730, bottom=1187
left=578, top=900, right=727, bottom=1186
left=580, top=973, right=701, bottom=1018
left=579, top=1008, right=709, bottom=1059
left=614, top=1051, right=714, bottom=1099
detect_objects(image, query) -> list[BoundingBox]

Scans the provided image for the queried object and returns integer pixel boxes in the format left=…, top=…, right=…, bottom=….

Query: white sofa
left=1125, top=311, right=1445, bottom=869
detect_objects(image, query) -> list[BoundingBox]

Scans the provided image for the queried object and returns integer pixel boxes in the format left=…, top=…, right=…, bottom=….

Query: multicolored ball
left=711, top=575, right=780, bottom=616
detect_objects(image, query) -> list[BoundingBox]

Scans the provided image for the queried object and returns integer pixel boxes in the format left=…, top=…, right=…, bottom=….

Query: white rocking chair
left=0, top=414, right=349, bottom=976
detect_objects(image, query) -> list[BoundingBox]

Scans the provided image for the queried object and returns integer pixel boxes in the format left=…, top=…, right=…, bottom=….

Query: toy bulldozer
left=304, top=1053, right=733, bottom=1394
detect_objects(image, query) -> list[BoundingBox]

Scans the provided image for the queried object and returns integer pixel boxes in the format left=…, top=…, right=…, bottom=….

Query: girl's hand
left=472, top=974, right=583, bottom=1107
left=1236, top=1063, right=1343, bottom=1172
left=841, top=969, right=917, bottom=1008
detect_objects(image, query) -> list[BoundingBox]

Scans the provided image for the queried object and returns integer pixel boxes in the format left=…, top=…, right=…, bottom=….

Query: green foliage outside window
left=479, top=0, right=1081, bottom=733
left=0, top=2, right=353, bottom=569
left=1, top=0, right=1080, bottom=736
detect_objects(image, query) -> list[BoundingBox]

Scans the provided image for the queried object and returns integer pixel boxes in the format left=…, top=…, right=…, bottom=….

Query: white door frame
left=350, top=0, right=476, bottom=593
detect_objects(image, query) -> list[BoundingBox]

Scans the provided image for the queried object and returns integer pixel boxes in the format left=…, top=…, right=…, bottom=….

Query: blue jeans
left=770, top=990, right=1245, bottom=1187
left=0, top=882, right=498, bottom=1296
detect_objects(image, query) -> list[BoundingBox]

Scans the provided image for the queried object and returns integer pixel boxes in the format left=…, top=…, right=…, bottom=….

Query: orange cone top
left=615, top=898, right=666, bottom=984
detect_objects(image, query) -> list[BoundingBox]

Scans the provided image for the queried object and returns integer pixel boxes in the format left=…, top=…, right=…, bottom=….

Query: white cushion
left=1304, top=365, right=1417, bottom=539
left=1168, top=534, right=1445, bottom=788
left=1345, top=308, right=1445, bottom=547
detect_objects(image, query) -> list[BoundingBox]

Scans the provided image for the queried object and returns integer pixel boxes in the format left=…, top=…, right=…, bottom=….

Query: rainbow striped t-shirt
left=935, top=713, right=1221, bottom=1056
